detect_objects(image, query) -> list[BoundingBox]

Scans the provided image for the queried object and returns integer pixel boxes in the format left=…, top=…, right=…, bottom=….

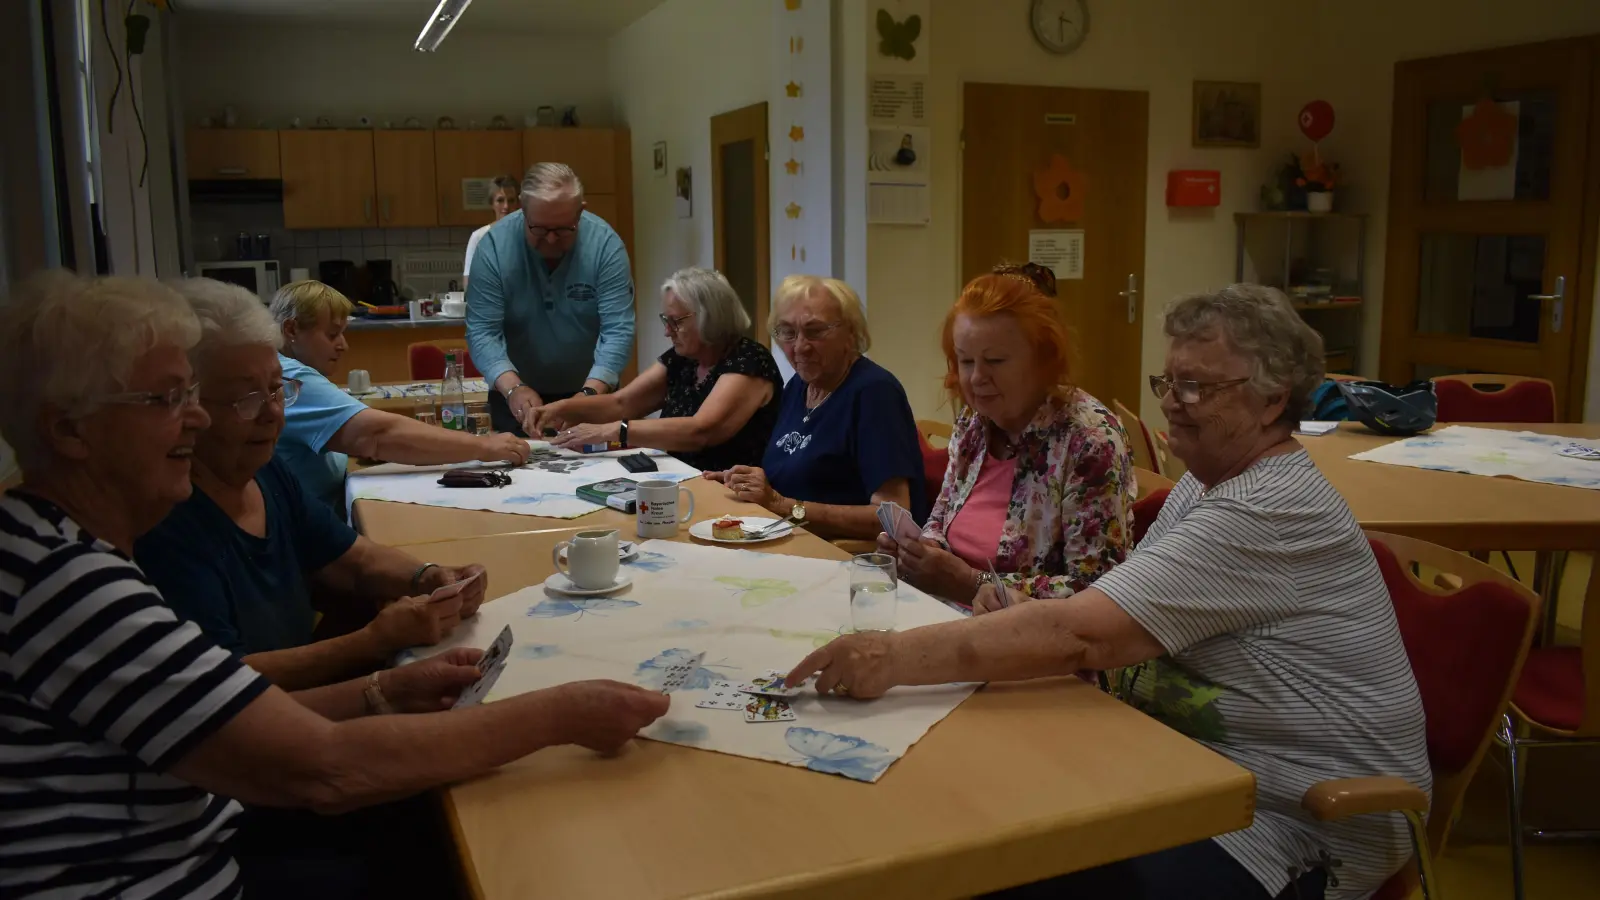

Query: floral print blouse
left=923, top=389, right=1135, bottom=600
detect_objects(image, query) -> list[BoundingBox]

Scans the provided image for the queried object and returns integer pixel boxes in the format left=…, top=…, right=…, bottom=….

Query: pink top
left=945, top=453, right=1018, bottom=571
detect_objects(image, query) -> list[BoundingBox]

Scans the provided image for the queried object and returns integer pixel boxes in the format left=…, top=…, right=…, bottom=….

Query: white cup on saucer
left=347, top=369, right=373, bottom=393
left=551, top=529, right=621, bottom=590
left=636, top=480, right=695, bottom=538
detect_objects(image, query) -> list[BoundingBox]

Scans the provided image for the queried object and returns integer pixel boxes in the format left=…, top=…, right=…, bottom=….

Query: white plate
left=543, top=571, right=633, bottom=596
left=688, top=516, right=795, bottom=544
left=558, top=540, right=637, bottom=562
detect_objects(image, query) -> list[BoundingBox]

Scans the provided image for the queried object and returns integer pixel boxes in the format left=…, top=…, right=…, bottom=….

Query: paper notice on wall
left=869, top=183, right=930, bottom=225
left=1028, top=230, right=1084, bottom=280
left=869, top=76, right=927, bottom=125
left=1457, top=100, right=1519, bottom=202
left=461, top=178, right=494, bottom=211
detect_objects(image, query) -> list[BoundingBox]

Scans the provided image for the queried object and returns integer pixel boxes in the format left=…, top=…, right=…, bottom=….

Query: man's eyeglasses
left=659, top=312, right=694, bottom=333
left=212, top=380, right=302, bottom=420
left=772, top=321, right=844, bottom=344
left=526, top=222, right=579, bottom=242
left=1149, top=374, right=1250, bottom=405
left=100, top=383, right=202, bottom=414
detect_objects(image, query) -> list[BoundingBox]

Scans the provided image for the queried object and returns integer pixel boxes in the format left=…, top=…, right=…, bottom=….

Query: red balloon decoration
left=1299, top=101, right=1335, bottom=142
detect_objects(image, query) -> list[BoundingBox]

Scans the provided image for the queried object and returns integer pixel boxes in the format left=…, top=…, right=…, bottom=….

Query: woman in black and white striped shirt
left=788, top=284, right=1430, bottom=900
left=0, top=272, right=669, bottom=900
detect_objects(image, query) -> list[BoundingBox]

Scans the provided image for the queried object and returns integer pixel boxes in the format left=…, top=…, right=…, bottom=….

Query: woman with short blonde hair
left=705, top=274, right=926, bottom=541
left=463, top=173, right=522, bottom=284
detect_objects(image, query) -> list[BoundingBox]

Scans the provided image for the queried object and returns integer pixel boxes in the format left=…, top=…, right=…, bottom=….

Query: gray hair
left=660, top=267, right=750, bottom=347
left=0, top=271, right=200, bottom=470
left=772, top=275, right=871, bottom=353
left=521, top=162, right=585, bottom=204
left=169, top=278, right=282, bottom=376
left=1163, top=284, right=1325, bottom=426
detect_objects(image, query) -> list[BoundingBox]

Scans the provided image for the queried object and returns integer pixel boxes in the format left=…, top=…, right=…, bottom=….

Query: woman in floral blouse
left=877, top=263, right=1134, bottom=605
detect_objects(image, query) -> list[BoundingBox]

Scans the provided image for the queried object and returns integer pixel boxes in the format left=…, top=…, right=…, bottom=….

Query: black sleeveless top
left=658, top=337, right=784, bottom=471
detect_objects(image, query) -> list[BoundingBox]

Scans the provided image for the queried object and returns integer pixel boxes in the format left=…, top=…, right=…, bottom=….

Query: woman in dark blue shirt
left=706, top=276, right=925, bottom=540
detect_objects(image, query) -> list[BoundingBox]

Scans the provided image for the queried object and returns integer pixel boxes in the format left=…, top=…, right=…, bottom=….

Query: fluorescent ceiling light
left=415, top=0, right=473, bottom=52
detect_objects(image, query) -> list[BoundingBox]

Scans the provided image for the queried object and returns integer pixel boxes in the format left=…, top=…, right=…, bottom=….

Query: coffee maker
left=365, top=259, right=400, bottom=305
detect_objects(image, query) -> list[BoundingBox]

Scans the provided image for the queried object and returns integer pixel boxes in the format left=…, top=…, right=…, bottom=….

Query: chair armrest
left=831, top=539, right=878, bottom=555
left=1302, top=776, right=1428, bottom=821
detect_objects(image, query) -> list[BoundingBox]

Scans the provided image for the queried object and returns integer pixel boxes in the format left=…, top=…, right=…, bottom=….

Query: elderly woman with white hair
left=705, top=275, right=925, bottom=540
left=787, top=285, right=1429, bottom=900
left=534, top=266, right=782, bottom=470
left=135, top=278, right=489, bottom=691
left=0, top=272, right=667, bottom=899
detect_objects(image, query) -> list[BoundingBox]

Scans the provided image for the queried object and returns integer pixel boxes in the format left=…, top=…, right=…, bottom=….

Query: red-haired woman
left=877, top=262, right=1134, bottom=606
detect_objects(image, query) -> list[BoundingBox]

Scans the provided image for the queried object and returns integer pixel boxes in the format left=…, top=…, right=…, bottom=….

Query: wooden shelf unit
left=1235, top=211, right=1368, bottom=374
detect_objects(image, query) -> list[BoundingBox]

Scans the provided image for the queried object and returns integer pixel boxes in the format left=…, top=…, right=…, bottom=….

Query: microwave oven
left=194, top=260, right=281, bottom=304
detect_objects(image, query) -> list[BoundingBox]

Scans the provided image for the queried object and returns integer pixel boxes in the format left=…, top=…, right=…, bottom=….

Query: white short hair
left=169, top=277, right=282, bottom=376
left=521, top=162, right=585, bottom=204
left=0, top=271, right=200, bottom=470
left=660, top=267, right=750, bottom=347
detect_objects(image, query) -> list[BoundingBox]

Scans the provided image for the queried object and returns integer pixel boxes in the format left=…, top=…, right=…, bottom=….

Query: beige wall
left=866, top=0, right=1600, bottom=425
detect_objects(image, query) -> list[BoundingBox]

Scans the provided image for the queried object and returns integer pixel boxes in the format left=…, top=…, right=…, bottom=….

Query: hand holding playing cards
left=786, top=631, right=899, bottom=700
left=893, top=538, right=977, bottom=602
left=382, top=648, right=486, bottom=712
left=555, top=680, right=671, bottom=753
left=419, top=563, right=489, bottom=618
left=369, top=593, right=463, bottom=653
left=973, top=583, right=1025, bottom=615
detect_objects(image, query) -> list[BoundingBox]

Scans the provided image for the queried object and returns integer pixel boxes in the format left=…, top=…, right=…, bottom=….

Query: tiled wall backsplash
left=190, top=203, right=472, bottom=282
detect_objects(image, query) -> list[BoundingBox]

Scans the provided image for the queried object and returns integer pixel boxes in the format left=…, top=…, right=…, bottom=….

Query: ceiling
left=176, top=0, right=666, bottom=35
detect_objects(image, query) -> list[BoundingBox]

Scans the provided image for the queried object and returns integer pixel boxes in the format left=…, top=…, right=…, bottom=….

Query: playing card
left=735, top=669, right=810, bottom=698
left=452, top=625, right=513, bottom=709
left=876, top=501, right=896, bottom=536
left=743, top=695, right=796, bottom=722
left=695, top=682, right=748, bottom=710
left=658, top=651, right=706, bottom=693
left=890, top=502, right=922, bottom=544
left=1559, top=442, right=1600, bottom=461
left=428, top=570, right=483, bottom=603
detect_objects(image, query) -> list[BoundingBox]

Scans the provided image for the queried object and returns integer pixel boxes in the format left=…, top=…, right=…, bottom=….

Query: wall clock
left=1030, top=0, right=1089, bottom=55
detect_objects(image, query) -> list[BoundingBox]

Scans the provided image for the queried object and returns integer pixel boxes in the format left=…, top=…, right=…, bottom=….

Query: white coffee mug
left=408, top=299, right=429, bottom=321
left=636, top=480, right=695, bottom=538
left=347, top=369, right=373, bottom=393
left=550, top=529, right=620, bottom=589
left=441, top=298, right=467, bottom=317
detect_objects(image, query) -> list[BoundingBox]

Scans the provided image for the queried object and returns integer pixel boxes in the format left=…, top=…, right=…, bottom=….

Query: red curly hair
left=941, top=263, right=1074, bottom=408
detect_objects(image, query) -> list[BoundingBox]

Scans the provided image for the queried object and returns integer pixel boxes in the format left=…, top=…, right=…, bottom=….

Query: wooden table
left=354, top=480, right=1257, bottom=900
left=355, top=382, right=491, bottom=417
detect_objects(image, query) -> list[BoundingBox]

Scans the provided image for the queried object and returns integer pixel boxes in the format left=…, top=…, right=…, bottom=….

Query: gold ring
left=831, top=684, right=850, bottom=695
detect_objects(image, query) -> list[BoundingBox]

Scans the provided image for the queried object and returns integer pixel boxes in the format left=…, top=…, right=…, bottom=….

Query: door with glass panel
left=1381, top=37, right=1597, bottom=419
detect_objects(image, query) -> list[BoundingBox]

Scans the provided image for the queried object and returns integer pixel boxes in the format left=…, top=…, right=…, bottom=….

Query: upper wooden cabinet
left=523, top=128, right=618, bottom=195
left=373, top=130, right=437, bottom=227
left=279, top=130, right=377, bottom=229
left=186, top=129, right=279, bottom=179
left=434, top=130, right=523, bottom=227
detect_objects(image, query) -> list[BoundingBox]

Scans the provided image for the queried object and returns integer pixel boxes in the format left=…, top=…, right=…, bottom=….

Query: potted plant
left=1293, top=151, right=1339, bottom=212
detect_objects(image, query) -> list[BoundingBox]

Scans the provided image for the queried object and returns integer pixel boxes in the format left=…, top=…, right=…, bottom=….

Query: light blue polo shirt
left=466, top=209, right=636, bottom=393
left=276, top=354, right=367, bottom=514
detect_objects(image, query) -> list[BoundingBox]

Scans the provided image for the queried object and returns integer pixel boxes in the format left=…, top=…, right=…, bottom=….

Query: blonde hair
left=269, top=279, right=353, bottom=329
left=0, top=272, right=199, bottom=469
left=772, top=275, right=870, bottom=353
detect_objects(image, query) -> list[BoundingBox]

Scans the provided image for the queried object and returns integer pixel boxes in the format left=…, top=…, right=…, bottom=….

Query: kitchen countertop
left=345, top=315, right=467, bottom=331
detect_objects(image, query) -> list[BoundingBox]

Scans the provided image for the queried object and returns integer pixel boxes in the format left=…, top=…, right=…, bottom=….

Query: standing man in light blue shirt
left=468, top=163, right=636, bottom=436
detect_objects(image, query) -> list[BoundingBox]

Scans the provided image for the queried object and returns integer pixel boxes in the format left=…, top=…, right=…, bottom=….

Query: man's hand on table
left=554, top=681, right=671, bottom=753
left=508, top=385, right=545, bottom=435
left=786, top=631, right=901, bottom=700
left=529, top=400, right=572, bottom=434
left=480, top=432, right=531, bottom=466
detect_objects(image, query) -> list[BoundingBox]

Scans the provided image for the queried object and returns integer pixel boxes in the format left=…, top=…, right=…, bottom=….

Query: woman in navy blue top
left=705, top=276, right=925, bottom=540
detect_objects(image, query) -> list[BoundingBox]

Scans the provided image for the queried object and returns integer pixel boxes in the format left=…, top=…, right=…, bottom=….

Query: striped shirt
left=0, top=491, right=269, bottom=899
left=1096, top=451, right=1430, bottom=899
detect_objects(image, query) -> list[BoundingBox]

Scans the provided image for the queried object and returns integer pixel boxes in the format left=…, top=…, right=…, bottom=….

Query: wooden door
left=186, top=129, right=279, bottom=179
left=711, top=103, right=770, bottom=343
left=961, top=83, right=1148, bottom=411
left=523, top=128, right=618, bottom=194
left=373, top=130, right=437, bottom=227
left=1381, top=37, right=1598, bottom=419
left=279, top=130, right=376, bottom=229
left=434, top=130, right=523, bottom=227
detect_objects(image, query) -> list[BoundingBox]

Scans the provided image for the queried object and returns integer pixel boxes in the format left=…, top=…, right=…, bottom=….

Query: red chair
left=914, top=419, right=952, bottom=504
left=1130, top=466, right=1174, bottom=546
left=1301, top=532, right=1540, bottom=900
left=1432, top=374, right=1557, bottom=424
left=407, top=341, right=481, bottom=380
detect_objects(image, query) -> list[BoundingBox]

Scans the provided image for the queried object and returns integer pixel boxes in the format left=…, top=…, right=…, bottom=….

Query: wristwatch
left=580, top=386, right=598, bottom=396
left=789, top=502, right=806, bottom=524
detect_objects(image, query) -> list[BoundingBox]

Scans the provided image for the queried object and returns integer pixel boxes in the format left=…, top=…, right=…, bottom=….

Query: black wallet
left=618, top=453, right=658, bottom=473
left=438, top=469, right=513, bottom=488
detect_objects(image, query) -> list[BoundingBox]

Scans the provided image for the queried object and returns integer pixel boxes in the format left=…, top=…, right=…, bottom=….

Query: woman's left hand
left=380, top=647, right=485, bottom=713
left=720, top=465, right=780, bottom=509
left=785, top=630, right=900, bottom=700
left=551, top=422, right=620, bottom=450
left=421, top=562, right=489, bottom=618
left=896, top=539, right=976, bottom=601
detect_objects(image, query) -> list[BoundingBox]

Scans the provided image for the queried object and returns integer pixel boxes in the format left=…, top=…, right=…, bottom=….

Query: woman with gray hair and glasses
left=785, top=284, right=1429, bottom=900
left=533, top=266, right=783, bottom=470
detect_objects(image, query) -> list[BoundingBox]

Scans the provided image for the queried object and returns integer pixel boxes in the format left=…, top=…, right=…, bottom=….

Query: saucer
left=543, top=571, right=633, bottom=596
left=559, top=540, right=637, bottom=562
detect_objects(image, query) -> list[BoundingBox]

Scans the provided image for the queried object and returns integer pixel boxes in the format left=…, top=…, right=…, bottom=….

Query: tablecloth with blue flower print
left=1349, top=425, right=1600, bottom=490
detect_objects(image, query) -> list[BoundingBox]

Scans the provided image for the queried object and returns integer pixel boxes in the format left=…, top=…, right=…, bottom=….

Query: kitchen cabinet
left=434, top=130, right=523, bottom=227
left=523, top=128, right=618, bottom=194
left=374, top=130, right=437, bottom=227
left=279, top=130, right=377, bottom=229
left=186, top=129, right=279, bottom=179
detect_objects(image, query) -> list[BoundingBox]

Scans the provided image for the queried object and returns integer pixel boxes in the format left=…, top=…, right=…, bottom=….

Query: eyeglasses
left=99, top=383, right=202, bottom=415
left=659, top=312, right=694, bottom=332
left=526, top=222, right=579, bottom=241
left=1149, top=374, right=1251, bottom=405
left=772, top=321, right=844, bottom=344
left=211, top=380, right=301, bottom=420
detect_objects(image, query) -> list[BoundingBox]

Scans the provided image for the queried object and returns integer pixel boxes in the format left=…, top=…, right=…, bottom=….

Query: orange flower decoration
left=1456, top=99, right=1517, bottom=170
left=1032, top=154, right=1085, bottom=224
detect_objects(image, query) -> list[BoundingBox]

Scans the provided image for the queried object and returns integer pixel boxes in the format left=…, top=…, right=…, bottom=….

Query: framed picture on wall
left=1192, top=80, right=1261, bottom=148
left=675, top=166, right=693, bottom=219
left=653, top=141, right=668, bottom=177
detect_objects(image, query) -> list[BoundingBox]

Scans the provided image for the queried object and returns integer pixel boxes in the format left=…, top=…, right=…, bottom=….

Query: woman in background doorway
left=462, top=174, right=521, bottom=287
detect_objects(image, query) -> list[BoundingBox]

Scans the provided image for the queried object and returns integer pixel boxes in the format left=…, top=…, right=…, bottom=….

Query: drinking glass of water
left=849, top=553, right=898, bottom=632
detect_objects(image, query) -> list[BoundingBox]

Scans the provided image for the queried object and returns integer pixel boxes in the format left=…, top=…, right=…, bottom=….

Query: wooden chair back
left=1430, top=374, right=1556, bottom=423
left=914, top=418, right=952, bottom=447
left=1131, top=466, right=1173, bottom=500
left=1365, top=530, right=1542, bottom=856
left=1152, top=431, right=1185, bottom=479
left=408, top=340, right=481, bottom=380
left=1112, top=400, right=1158, bottom=475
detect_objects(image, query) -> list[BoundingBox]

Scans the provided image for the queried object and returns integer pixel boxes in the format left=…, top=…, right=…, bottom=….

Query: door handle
left=1530, top=275, right=1565, bottom=333
left=380, top=196, right=392, bottom=224
left=1117, top=274, right=1139, bottom=325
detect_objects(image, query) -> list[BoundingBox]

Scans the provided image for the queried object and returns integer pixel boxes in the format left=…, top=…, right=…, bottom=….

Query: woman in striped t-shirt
left=789, top=284, right=1430, bottom=900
